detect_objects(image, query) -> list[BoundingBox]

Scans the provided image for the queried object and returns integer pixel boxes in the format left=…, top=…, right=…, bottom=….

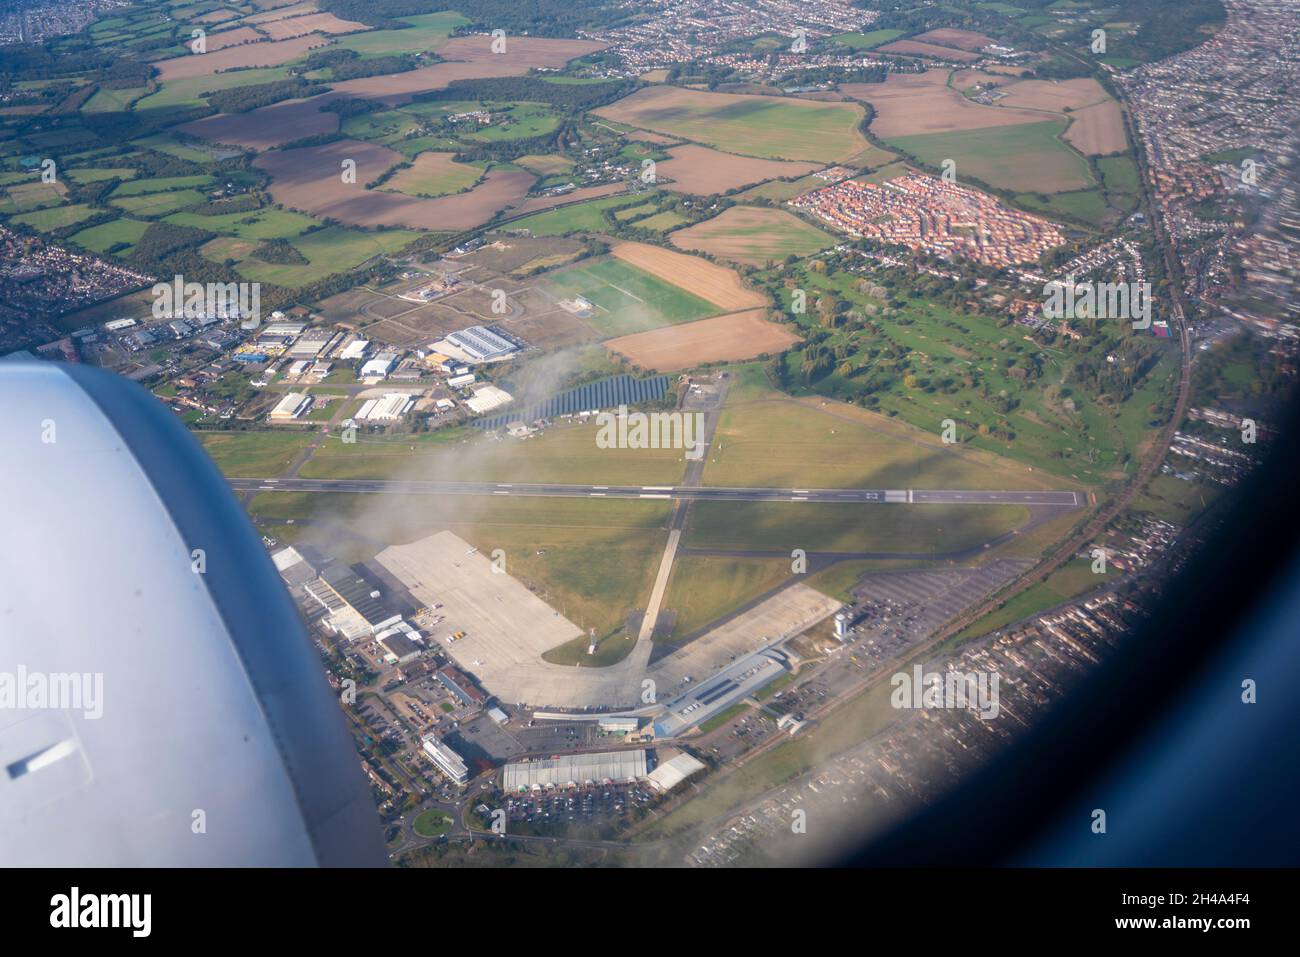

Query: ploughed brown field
left=877, top=40, right=980, bottom=62
left=608, top=241, right=768, bottom=311
left=329, top=37, right=606, bottom=103
left=254, top=139, right=536, bottom=229
left=152, top=33, right=330, bottom=81
left=605, top=309, right=801, bottom=371
left=992, top=77, right=1112, bottom=113
left=655, top=144, right=820, bottom=195
left=841, top=70, right=1046, bottom=138
left=912, top=28, right=996, bottom=52
left=179, top=92, right=342, bottom=149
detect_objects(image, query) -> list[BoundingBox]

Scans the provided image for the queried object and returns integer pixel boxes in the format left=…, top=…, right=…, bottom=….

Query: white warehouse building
left=354, top=393, right=415, bottom=422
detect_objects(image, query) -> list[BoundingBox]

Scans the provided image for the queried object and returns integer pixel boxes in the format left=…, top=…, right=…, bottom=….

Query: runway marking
left=642, top=486, right=673, bottom=491
left=590, top=492, right=606, bottom=497
left=493, top=490, right=509, bottom=495
left=640, top=493, right=671, bottom=499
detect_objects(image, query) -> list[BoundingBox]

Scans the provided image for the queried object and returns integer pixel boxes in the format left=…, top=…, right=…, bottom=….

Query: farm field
left=135, top=66, right=292, bottom=110
left=109, top=188, right=208, bottom=216
left=234, top=225, right=418, bottom=286
left=70, top=218, right=151, bottom=254
left=911, top=28, right=997, bottom=51
left=332, top=11, right=467, bottom=57
left=152, top=33, right=328, bottom=82
left=163, top=206, right=320, bottom=239
left=593, top=86, right=870, bottom=163
left=1063, top=100, right=1127, bottom=155
left=515, top=154, right=575, bottom=176
left=0, top=181, right=66, bottom=213
left=255, top=139, right=536, bottom=229
left=632, top=210, right=687, bottom=232
left=179, top=94, right=342, bottom=149
left=655, top=144, right=820, bottom=195
left=605, top=309, right=801, bottom=371
left=669, top=206, right=836, bottom=266
left=609, top=241, right=768, bottom=311
left=539, top=257, right=719, bottom=337
left=382, top=152, right=484, bottom=197
left=886, top=120, right=1093, bottom=193
left=877, top=39, right=981, bottom=61
left=11, top=203, right=98, bottom=231
left=833, top=29, right=905, bottom=49
left=841, top=70, right=1047, bottom=138
left=328, top=37, right=606, bottom=102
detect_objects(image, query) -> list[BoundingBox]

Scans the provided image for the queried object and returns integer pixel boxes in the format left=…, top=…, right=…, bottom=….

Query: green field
left=705, top=389, right=1049, bottom=490
left=633, top=210, right=688, bottom=232
left=412, top=810, right=453, bottom=838
left=299, top=419, right=685, bottom=483
left=0, top=180, right=66, bottom=213
left=1017, top=187, right=1110, bottom=226
left=659, top=555, right=792, bottom=641
left=11, top=203, right=98, bottom=230
left=83, top=85, right=148, bottom=112
left=235, top=226, right=419, bottom=287
left=833, top=29, right=906, bottom=49
left=509, top=193, right=644, bottom=235
left=539, top=257, right=718, bottom=336
left=887, top=120, right=1094, bottom=194
left=164, top=206, right=320, bottom=239
left=71, top=218, right=151, bottom=253
left=134, top=67, right=292, bottom=110
left=954, top=557, right=1114, bottom=639
left=197, top=430, right=317, bottom=478
left=685, top=501, right=1030, bottom=555
left=383, top=155, right=484, bottom=198
left=110, top=174, right=212, bottom=197
left=596, top=88, right=870, bottom=163
left=332, top=11, right=467, bottom=57
left=110, top=188, right=206, bottom=216
left=132, top=132, right=243, bottom=163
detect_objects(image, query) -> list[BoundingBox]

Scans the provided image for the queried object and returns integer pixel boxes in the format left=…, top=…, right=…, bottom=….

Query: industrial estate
left=2, top=0, right=1296, bottom=868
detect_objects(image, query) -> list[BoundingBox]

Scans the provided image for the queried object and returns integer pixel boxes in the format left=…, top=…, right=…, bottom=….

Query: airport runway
left=230, top=477, right=1082, bottom=507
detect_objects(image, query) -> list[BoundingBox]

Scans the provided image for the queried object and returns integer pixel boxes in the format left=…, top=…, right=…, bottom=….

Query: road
left=230, top=476, right=1083, bottom=507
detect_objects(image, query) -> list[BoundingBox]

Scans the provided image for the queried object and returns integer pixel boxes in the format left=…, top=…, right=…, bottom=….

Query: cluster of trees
left=128, top=222, right=214, bottom=266
left=303, top=48, right=419, bottom=81
left=250, top=239, right=308, bottom=265
left=206, top=78, right=325, bottom=114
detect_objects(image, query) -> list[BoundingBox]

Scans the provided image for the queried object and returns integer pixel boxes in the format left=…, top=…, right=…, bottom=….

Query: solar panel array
left=475, top=374, right=671, bottom=429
